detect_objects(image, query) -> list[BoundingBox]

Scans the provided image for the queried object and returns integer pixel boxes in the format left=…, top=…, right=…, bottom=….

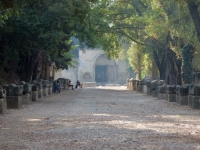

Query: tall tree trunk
left=32, top=51, right=43, bottom=81
left=152, top=61, right=158, bottom=80
left=187, top=2, right=200, bottom=42
left=164, top=47, right=178, bottom=85
left=153, top=47, right=181, bottom=85
left=21, top=53, right=39, bottom=82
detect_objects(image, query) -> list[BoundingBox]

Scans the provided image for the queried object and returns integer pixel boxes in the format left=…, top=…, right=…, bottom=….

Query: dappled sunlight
left=26, top=118, right=43, bottom=122
left=96, top=86, right=127, bottom=91
left=92, top=113, right=129, bottom=118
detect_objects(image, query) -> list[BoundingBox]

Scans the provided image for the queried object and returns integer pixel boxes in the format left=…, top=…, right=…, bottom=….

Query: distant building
left=55, top=48, right=131, bottom=85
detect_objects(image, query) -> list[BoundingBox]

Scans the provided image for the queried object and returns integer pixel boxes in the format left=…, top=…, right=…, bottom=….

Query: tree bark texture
left=187, top=2, right=200, bottom=42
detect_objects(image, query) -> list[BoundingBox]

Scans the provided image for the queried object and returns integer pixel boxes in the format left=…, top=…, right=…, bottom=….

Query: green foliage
left=127, top=42, right=152, bottom=79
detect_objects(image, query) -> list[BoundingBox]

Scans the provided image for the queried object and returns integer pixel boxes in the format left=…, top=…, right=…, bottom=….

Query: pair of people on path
left=53, top=79, right=81, bottom=92
left=68, top=79, right=82, bottom=90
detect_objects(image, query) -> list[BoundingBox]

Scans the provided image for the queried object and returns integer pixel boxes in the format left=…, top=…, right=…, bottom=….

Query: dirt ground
left=0, top=86, right=200, bottom=150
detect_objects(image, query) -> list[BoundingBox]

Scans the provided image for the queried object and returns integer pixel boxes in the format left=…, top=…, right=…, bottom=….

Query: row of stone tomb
left=127, top=79, right=200, bottom=109
left=0, top=78, right=69, bottom=115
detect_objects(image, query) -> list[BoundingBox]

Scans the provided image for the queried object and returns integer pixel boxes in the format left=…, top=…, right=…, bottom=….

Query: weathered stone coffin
left=133, top=80, right=137, bottom=91
left=129, top=78, right=134, bottom=90
left=188, top=85, right=200, bottom=109
left=6, top=96, right=22, bottom=109
left=138, top=80, right=145, bottom=93
left=38, top=88, right=43, bottom=98
left=0, top=89, right=7, bottom=114
left=48, top=86, right=52, bottom=95
left=22, top=93, right=32, bottom=104
left=151, top=80, right=159, bottom=97
left=192, top=72, right=200, bottom=84
left=0, top=89, right=6, bottom=98
left=3, top=84, right=23, bottom=109
left=0, top=98, right=7, bottom=114
left=146, top=81, right=151, bottom=95
left=32, top=85, right=38, bottom=91
left=126, top=78, right=129, bottom=89
left=178, top=85, right=189, bottom=105
left=167, top=85, right=176, bottom=102
left=157, top=80, right=167, bottom=100
left=5, top=84, right=23, bottom=96
left=19, top=82, right=32, bottom=104
left=32, top=85, right=38, bottom=101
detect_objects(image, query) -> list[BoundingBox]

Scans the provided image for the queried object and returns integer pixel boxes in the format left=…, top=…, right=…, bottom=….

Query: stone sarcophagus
left=158, top=80, right=167, bottom=100
left=19, top=81, right=32, bottom=105
left=178, top=84, right=189, bottom=105
left=34, top=81, right=43, bottom=98
left=32, top=85, right=38, bottom=101
left=146, top=81, right=151, bottom=95
left=129, top=78, right=134, bottom=90
left=151, top=80, right=159, bottom=97
left=42, top=80, right=49, bottom=97
left=3, top=84, right=23, bottom=109
left=167, top=85, right=176, bottom=102
left=138, top=80, right=145, bottom=93
left=0, top=89, right=7, bottom=114
left=188, top=85, right=200, bottom=109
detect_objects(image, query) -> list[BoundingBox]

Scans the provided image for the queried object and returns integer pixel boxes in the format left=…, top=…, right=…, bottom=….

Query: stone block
left=128, top=79, right=132, bottom=90
left=194, top=85, right=200, bottom=96
left=151, top=80, right=159, bottom=90
left=189, top=84, right=195, bottom=95
left=188, top=96, right=200, bottom=109
left=158, top=85, right=167, bottom=93
left=0, top=98, right=7, bottom=114
left=138, top=85, right=143, bottom=93
left=179, top=95, right=188, bottom=105
left=42, top=80, right=49, bottom=87
left=7, top=96, right=22, bottom=109
left=0, top=89, right=6, bottom=98
left=158, top=80, right=165, bottom=86
left=22, top=93, right=32, bottom=104
left=158, top=93, right=167, bottom=100
left=167, top=85, right=176, bottom=94
left=82, top=82, right=96, bottom=87
left=168, top=94, right=176, bottom=102
left=151, top=89, right=158, bottom=97
left=147, top=87, right=151, bottom=95
left=48, top=87, right=52, bottom=95
left=126, top=79, right=129, bottom=89
left=32, top=85, right=38, bottom=91
left=43, top=87, right=48, bottom=97
left=38, top=89, right=43, bottom=98
left=179, top=86, right=189, bottom=96
left=6, top=84, right=23, bottom=96
left=23, top=84, right=32, bottom=93
left=143, top=85, right=147, bottom=94
left=32, top=91, right=38, bottom=101
left=132, top=80, right=136, bottom=91
left=146, top=81, right=151, bottom=87
left=188, top=95, right=193, bottom=108
left=176, top=94, right=180, bottom=103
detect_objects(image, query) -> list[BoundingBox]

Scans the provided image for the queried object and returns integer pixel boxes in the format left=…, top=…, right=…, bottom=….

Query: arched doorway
left=95, top=54, right=118, bottom=83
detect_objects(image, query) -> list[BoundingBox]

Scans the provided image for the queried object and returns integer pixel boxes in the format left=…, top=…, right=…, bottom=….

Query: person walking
left=56, top=80, right=61, bottom=93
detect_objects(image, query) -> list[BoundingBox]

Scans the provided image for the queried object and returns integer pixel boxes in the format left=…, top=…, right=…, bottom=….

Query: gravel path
left=0, top=86, right=200, bottom=150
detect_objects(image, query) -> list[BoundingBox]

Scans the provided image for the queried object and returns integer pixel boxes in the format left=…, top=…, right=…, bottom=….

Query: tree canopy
left=1, top=0, right=200, bottom=84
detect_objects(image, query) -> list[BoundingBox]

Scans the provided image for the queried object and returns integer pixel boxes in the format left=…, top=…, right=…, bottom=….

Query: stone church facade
left=55, top=48, right=131, bottom=85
